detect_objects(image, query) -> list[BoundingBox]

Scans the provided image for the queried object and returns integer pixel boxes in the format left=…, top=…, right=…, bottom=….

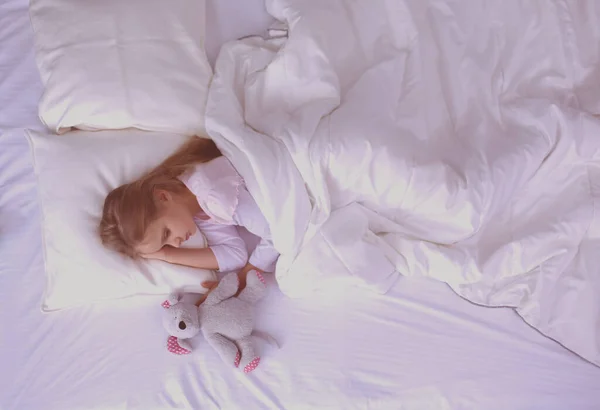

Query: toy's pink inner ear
left=167, top=336, right=191, bottom=355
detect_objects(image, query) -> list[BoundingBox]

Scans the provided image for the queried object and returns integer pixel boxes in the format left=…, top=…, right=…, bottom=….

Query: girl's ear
left=155, top=189, right=172, bottom=203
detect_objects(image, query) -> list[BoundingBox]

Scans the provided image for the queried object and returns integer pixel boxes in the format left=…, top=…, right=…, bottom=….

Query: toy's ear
left=161, top=293, right=180, bottom=309
left=167, top=336, right=192, bottom=355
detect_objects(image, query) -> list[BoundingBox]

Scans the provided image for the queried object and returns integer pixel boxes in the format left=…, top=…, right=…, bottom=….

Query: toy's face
left=162, top=302, right=201, bottom=339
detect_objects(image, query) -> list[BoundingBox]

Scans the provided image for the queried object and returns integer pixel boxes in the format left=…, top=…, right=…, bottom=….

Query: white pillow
left=29, top=0, right=212, bottom=136
left=27, top=129, right=217, bottom=311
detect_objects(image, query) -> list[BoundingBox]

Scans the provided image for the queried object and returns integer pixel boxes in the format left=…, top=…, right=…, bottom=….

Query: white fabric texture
left=180, top=158, right=243, bottom=225
left=27, top=129, right=216, bottom=311
left=2, top=0, right=600, bottom=408
left=206, top=0, right=600, bottom=367
left=235, top=188, right=279, bottom=272
left=29, top=0, right=212, bottom=135
left=194, top=216, right=249, bottom=272
left=182, top=158, right=280, bottom=271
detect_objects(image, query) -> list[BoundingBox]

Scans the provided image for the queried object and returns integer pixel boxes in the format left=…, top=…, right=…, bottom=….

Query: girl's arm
left=248, top=239, right=279, bottom=273
left=143, top=220, right=248, bottom=271
left=162, top=246, right=220, bottom=270
left=199, top=221, right=248, bottom=272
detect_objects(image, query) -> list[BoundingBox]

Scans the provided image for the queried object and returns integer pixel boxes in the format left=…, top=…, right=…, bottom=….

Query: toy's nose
left=179, top=321, right=186, bottom=330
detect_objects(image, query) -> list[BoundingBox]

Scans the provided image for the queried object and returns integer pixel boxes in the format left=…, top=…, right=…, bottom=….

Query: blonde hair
left=99, top=137, right=221, bottom=257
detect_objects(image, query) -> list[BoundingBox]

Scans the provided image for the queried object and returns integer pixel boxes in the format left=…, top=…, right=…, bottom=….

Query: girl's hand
left=235, top=263, right=264, bottom=296
left=196, top=264, right=262, bottom=303
left=195, top=280, right=219, bottom=306
left=201, top=280, right=219, bottom=291
left=240, top=263, right=263, bottom=275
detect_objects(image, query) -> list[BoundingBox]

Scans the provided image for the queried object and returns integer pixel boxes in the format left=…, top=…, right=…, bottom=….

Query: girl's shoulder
left=182, top=156, right=240, bottom=183
left=180, top=157, right=243, bottom=225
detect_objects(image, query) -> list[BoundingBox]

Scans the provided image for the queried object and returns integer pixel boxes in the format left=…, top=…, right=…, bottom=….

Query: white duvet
left=206, top=0, right=600, bottom=367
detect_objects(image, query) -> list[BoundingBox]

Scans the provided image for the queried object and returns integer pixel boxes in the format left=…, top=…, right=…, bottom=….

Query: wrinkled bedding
left=4, top=0, right=600, bottom=408
left=206, top=0, right=600, bottom=366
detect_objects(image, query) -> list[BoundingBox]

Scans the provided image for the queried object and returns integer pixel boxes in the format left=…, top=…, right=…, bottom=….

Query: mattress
left=1, top=0, right=599, bottom=409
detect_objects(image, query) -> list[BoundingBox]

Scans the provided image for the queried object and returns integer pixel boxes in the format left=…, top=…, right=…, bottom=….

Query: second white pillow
left=27, top=129, right=217, bottom=311
left=29, top=0, right=212, bottom=135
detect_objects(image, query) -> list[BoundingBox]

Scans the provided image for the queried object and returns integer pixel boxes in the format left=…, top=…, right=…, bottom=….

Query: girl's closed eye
left=163, top=228, right=170, bottom=243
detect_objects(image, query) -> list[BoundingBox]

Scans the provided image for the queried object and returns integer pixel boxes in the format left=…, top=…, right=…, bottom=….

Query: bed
left=1, top=0, right=600, bottom=409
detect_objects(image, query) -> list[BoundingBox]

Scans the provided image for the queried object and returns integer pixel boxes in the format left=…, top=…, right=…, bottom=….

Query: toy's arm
left=166, top=336, right=193, bottom=355
left=205, top=333, right=241, bottom=367
left=204, top=272, right=239, bottom=305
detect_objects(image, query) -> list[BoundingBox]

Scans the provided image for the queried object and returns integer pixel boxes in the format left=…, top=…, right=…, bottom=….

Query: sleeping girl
left=98, top=137, right=278, bottom=293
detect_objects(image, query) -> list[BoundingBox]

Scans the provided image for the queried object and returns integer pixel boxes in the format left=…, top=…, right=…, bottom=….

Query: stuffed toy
left=161, top=270, right=267, bottom=373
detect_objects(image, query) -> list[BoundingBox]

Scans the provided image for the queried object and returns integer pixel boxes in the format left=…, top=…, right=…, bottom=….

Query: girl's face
left=136, top=190, right=198, bottom=255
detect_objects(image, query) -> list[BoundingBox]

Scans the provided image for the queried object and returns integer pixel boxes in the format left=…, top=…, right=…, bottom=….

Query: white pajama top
left=179, top=156, right=279, bottom=272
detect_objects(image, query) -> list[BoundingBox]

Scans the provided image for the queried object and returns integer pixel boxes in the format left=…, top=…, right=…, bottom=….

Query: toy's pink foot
left=254, top=270, right=266, bottom=285
left=244, top=357, right=260, bottom=373
left=234, top=351, right=241, bottom=367
left=167, top=336, right=191, bottom=355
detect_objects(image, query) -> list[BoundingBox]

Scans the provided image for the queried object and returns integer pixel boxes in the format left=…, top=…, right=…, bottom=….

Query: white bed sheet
left=1, top=1, right=599, bottom=409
